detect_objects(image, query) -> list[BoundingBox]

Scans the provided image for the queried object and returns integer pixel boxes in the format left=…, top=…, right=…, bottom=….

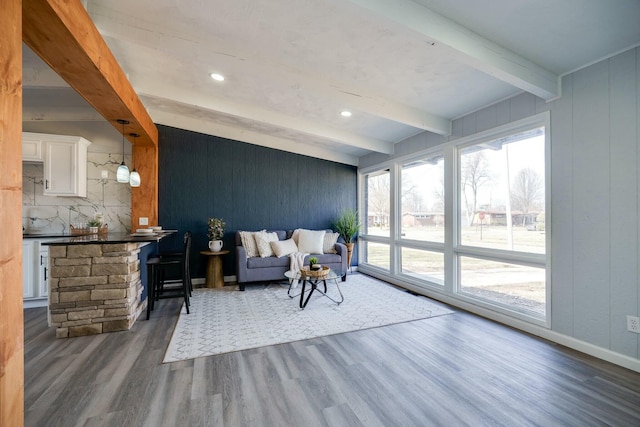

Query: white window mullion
left=390, top=162, right=401, bottom=274
left=444, top=145, right=456, bottom=293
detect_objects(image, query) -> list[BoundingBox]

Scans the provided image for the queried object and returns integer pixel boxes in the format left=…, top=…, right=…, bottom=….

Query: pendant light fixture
left=116, top=119, right=130, bottom=183
left=128, top=133, right=141, bottom=187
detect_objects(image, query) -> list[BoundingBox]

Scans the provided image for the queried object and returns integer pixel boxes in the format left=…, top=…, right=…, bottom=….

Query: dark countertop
left=23, top=233, right=72, bottom=239
left=39, top=231, right=177, bottom=246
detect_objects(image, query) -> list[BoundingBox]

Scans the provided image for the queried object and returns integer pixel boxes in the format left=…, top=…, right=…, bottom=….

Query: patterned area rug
left=163, top=273, right=454, bottom=363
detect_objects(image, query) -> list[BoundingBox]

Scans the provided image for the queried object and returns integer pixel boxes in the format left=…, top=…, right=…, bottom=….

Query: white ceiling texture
left=22, top=0, right=640, bottom=165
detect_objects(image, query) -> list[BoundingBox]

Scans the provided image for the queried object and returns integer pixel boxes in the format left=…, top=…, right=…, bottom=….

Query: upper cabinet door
left=42, top=135, right=91, bottom=197
left=22, top=134, right=44, bottom=162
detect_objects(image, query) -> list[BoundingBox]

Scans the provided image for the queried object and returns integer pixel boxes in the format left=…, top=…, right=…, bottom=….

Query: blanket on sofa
left=288, top=251, right=308, bottom=288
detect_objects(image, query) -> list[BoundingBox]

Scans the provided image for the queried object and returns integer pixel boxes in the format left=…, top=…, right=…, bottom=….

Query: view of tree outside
left=401, top=155, right=445, bottom=243
left=365, top=170, right=390, bottom=237
left=457, top=127, right=546, bottom=317
left=459, top=128, right=545, bottom=253
left=361, top=125, right=547, bottom=319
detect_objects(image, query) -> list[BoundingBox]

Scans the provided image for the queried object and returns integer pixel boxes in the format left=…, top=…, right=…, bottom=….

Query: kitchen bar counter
left=45, top=231, right=176, bottom=338
left=39, top=231, right=176, bottom=245
left=23, top=233, right=73, bottom=239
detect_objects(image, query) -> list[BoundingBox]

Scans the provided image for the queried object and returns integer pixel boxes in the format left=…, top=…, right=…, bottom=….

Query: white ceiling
left=22, top=0, right=640, bottom=165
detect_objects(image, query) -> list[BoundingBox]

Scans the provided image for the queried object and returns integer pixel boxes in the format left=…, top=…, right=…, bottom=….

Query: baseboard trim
left=24, top=298, right=48, bottom=309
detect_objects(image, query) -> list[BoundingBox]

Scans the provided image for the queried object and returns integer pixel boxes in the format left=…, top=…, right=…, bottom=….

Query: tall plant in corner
left=333, top=209, right=362, bottom=270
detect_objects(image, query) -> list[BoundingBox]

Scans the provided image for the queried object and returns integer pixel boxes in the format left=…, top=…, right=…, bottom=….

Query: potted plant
left=87, top=218, right=101, bottom=234
left=333, top=209, right=362, bottom=269
left=308, top=256, right=320, bottom=270
left=207, top=217, right=226, bottom=252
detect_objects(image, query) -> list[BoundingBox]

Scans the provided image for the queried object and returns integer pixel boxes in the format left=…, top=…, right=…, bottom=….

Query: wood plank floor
left=25, top=289, right=640, bottom=426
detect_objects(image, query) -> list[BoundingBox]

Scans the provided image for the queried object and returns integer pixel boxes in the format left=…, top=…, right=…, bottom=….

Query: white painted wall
left=360, top=46, right=640, bottom=362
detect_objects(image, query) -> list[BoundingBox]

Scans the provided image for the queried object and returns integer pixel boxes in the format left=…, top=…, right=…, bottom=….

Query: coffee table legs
left=297, top=277, right=344, bottom=309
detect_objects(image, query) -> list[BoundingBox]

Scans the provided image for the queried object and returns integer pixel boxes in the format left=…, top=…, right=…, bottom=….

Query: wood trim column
left=22, top=0, right=159, bottom=231
left=0, top=0, right=25, bottom=425
left=132, top=144, right=159, bottom=228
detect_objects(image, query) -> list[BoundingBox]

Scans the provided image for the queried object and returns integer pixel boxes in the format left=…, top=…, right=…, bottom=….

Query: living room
left=3, top=1, right=640, bottom=426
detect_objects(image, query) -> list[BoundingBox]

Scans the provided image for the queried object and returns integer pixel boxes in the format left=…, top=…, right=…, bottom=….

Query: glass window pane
left=459, top=127, right=545, bottom=254
left=365, top=170, right=390, bottom=237
left=401, top=155, right=444, bottom=243
left=459, top=256, right=546, bottom=317
left=363, top=241, right=389, bottom=270
left=401, top=248, right=444, bottom=285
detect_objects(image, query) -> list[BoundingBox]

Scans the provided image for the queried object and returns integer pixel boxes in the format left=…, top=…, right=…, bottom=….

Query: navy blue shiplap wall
left=157, top=124, right=357, bottom=279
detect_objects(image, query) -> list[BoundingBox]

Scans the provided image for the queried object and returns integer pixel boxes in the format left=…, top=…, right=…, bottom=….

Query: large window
left=401, top=155, right=444, bottom=243
left=358, top=114, right=549, bottom=325
left=401, top=248, right=444, bottom=285
left=365, top=170, right=390, bottom=237
left=456, top=126, right=546, bottom=318
left=399, top=154, right=445, bottom=285
left=459, top=128, right=545, bottom=254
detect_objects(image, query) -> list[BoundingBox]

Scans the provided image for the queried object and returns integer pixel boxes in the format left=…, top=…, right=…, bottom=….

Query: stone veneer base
left=48, top=243, right=145, bottom=338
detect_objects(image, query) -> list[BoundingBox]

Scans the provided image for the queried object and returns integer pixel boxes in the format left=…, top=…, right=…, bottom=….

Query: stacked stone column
left=48, top=243, right=145, bottom=338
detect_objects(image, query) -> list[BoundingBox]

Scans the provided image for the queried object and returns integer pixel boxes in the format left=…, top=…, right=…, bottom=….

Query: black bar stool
left=146, top=231, right=192, bottom=319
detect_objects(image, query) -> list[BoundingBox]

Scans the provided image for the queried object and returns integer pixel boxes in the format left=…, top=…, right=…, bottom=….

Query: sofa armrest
left=235, top=245, right=249, bottom=285
left=334, top=242, right=348, bottom=275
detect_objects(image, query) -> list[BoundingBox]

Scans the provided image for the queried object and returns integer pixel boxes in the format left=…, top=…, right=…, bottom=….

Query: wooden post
left=0, top=0, right=25, bottom=425
left=131, top=144, right=159, bottom=228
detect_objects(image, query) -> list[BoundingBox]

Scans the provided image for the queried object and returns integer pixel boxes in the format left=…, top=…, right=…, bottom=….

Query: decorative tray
left=301, top=265, right=330, bottom=278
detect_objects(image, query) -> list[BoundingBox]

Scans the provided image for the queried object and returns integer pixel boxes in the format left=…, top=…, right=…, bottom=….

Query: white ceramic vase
left=209, top=240, right=223, bottom=252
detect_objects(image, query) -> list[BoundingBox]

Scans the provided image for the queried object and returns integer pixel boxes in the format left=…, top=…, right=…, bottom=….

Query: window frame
left=358, top=112, right=550, bottom=327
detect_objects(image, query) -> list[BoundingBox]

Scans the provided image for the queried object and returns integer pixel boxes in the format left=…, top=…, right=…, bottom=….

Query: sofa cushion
left=239, top=230, right=264, bottom=258
left=255, top=231, right=279, bottom=257
left=323, top=232, right=339, bottom=254
left=314, top=253, right=342, bottom=265
left=298, top=229, right=326, bottom=254
left=271, top=238, right=298, bottom=257
left=247, top=255, right=290, bottom=269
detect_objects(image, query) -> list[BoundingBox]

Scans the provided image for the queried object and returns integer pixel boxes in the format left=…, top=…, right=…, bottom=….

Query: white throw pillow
left=291, top=228, right=304, bottom=245
left=239, top=230, right=264, bottom=258
left=297, top=229, right=326, bottom=254
left=323, top=232, right=339, bottom=254
left=255, top=231, right=279, bottom=258
left=271, top=238, right=298, bottom=257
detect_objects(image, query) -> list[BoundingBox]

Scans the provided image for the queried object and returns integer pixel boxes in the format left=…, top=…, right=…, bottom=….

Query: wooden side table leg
left=206, top=256, right=216, bottom=288
left=212, top=256, right=224, bottom=288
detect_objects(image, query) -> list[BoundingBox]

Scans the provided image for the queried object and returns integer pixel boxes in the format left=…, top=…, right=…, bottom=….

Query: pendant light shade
left=116, top=119, right=130, bottom=183
left=129, top=133, right=141, bottom=187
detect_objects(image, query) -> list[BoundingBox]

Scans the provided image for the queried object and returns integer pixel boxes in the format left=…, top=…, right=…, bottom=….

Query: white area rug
left=163, top=274, right=454, bottom=363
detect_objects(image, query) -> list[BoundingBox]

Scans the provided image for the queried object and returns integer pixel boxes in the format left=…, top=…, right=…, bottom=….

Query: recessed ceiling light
left=340, top=111, right=352, bottom=117
left=210, top=73, right=225, bottom=81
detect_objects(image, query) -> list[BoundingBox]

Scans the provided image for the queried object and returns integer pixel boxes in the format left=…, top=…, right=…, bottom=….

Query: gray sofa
left=235, top=229, right=347, bottom=291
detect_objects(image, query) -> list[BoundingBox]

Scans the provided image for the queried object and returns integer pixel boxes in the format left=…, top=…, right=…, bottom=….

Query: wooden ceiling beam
left=22, top=0, right=158, bottom=147
left=22, top=0, right=158, bottom=229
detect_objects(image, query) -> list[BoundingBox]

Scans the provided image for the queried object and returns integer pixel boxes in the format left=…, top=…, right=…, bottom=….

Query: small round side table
left=200, top=250, right=229, bottom=288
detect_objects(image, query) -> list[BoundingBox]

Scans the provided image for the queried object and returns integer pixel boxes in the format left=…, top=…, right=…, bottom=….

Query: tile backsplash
left=22, top=152, right=132, bottom=233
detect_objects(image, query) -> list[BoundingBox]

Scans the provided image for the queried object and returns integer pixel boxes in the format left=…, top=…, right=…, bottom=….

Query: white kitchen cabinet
left=23, top=239, right=51, bottom=308
left=39, top=245, right=49, bottom=298
left=22, top=133, right=44, bottom=162
left=43, top=135, right=91, bottom=197
left=22, top=240, right=36, bottom=299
